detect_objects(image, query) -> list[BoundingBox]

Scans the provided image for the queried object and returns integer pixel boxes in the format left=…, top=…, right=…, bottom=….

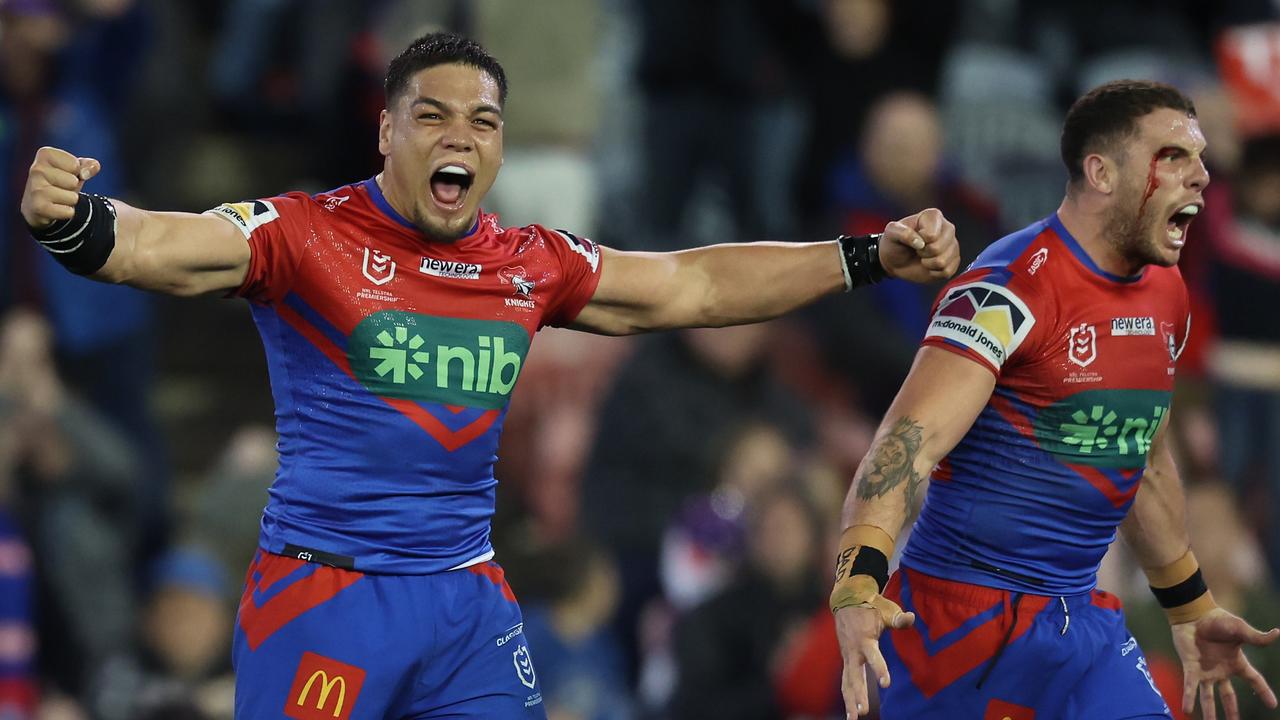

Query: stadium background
left=2, top=0, right=1280, bottom=718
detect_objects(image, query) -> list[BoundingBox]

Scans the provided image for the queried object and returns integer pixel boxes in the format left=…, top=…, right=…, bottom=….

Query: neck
left=1056, top=194, right=1143, bottom=277
left=374, top=172, right=412, bottom=221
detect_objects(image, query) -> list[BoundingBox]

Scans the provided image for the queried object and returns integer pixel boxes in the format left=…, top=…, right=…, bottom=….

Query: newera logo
left=420, top=257, right=481, bottom=280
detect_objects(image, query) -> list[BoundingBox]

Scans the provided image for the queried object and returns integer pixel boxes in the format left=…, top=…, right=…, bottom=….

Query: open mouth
left=1166, top=203, right=1199, bottom=246
left=429, top=164, right=474, bottom=211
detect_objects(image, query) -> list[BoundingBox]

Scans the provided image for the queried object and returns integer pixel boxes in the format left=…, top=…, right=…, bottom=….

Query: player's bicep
left=880, top=346, right=997, bottom=469
left=102, top=201, right=251, bottom=296
left=569, top=247, right=693, bottom=335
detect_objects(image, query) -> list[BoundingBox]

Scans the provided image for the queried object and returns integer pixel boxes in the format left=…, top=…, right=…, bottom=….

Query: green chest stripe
left=1033, top=388, right=1171, bottom=468
left=348, top=311, right=530, bottom=409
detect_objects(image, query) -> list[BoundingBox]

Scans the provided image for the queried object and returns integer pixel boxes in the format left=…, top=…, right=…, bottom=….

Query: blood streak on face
left=1137, top=148, right=1177, bottom=217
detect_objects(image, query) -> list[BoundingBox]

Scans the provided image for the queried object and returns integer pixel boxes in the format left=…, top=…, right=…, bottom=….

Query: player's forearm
left=841, top=414, right=938, bottom=536
left=1120, top=446, right=1191, bottom=570
left=669, top=240, right=847, bottom=328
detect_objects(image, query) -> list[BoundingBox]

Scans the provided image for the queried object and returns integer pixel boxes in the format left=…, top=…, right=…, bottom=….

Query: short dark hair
left=384, top=32, right=508, bottom=107
left=1061, top=80, right=1197, bottom=185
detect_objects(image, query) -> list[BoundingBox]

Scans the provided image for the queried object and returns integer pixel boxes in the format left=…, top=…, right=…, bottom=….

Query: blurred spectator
left=1124, top=483, right=1279, bottom=720
left=0, top=497, right=36, bottom=718
left=496, top=329, right=631, bottom=542
left=186, top=424, right=275, bottom=602
left=803, top=92, right=1000, bottom=413
left=669, top=486, right=840, bottom=719
left=638, top=420, right=795, bottom=711
left=90, top=547, right=233, bottom=720
left=581, top=326, right=811, bottom=678
left=660, top=420, right=793, bottom=613
left=519, top=539, right=632, bottom=720
left=629, top=0, right=819, bottom=248
left=1203, top=134, right=1280, bottom=579
left=476, top=0, right=604, bottom=237
left=0, top=0, right=168, bottom=559
left=797, top=0, right=960, bottom=224
left=207, top=0, right=389, bottom=189
left=827, top=91, right=1000, bottom=339
left=0, top=310, right=138, bottom=699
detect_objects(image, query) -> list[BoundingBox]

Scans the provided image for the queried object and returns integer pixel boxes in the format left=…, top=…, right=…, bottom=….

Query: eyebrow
left=410, top=97, right=503, bottom=117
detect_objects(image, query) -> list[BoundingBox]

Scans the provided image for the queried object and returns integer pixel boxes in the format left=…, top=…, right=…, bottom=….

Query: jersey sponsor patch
left=927, top=281, right=1035, bottom=369
left=349, top=311, right=530, bottom=409
left=1110, top=317, right=1155, bottom=336
left=419, top=256, right=481, bottom=280
left=285, top=651, right=366, bottom=720
left=1036, top=388, right=1170, bottom=468
left=205, top=200, right=280, bottom=239
left=550, top=229, right=599, bottom=272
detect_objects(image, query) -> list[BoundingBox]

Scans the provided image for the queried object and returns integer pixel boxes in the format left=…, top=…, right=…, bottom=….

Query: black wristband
left=1150, top=568, right=1209, bottom=609
left=838, top=233, right=888, bottom=289
left=835, top=544, right=890, bottom=592
left=29, top=193, right=117, bottom=275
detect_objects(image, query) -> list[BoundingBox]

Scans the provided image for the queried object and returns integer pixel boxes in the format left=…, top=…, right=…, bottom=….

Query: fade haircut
left=1061, top=80, right=1196, bottom=186
left=384, top=31, right=508, bottom=107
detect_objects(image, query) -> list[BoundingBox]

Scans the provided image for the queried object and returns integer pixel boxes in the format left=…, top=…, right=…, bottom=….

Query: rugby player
left=20, top=32, right=959, bottom=718
left=830, top=80, right=1279, bottom=720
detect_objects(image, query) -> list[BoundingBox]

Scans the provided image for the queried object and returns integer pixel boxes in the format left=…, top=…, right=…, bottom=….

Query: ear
left=1082, top=152, right=1116, bottom=195
left=378, top=109, right=392, bottom=157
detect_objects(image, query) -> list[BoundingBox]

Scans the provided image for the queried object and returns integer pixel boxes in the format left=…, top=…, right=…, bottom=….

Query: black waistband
left=281, top=544, right=356, bottom=570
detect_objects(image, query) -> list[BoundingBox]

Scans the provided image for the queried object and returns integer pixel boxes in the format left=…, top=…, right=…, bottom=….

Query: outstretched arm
left=569, top=209, right=959, bottom=335
left=1120, top=419, right=1280, bottom=720
left=832, top=347, right=996, bottom=716
left=20, top=146, right=251, bottom=296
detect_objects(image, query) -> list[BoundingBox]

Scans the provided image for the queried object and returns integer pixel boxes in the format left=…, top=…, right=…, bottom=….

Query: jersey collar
left=362, top=177, right=481, bottom=239
left=1049, top=213, right=1145, bottom=284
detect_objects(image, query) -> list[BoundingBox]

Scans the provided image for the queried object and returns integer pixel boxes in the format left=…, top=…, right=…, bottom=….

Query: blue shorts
left=233, top=551, right=547, bottom=719
left=879, top=568, right=1172, bottom=720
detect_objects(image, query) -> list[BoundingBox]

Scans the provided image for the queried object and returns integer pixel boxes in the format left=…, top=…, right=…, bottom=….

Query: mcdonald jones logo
left=285, top=651, right=367, bottom=720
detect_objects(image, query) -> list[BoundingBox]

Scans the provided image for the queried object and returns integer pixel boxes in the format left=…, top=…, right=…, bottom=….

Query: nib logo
left=350, top=312, right=531, bottom=410
left=369, top=326, right=431, bottom=383
left=1060, top=405, right=1119, bottom=453
left=1039, top=389, right=1170, bottom=467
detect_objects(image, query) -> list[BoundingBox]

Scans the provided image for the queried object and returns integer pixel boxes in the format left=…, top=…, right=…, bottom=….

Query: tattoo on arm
left=856, top=417, right=926, bottom=506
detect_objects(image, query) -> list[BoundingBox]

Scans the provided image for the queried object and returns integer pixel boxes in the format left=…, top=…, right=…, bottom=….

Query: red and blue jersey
left=902, top=214, right=1189, bottom=596
left=207, top=178, right=602, bottom=574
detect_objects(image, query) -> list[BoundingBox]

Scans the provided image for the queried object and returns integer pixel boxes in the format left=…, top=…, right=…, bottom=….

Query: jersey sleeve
left=203, top=192, right=313, bottom=305
left=537, top=226, right=604, bottom=328
left=920, top=268, right=1041, bottom=376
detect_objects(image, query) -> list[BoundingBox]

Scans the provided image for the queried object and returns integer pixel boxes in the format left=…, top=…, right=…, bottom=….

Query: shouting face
left=1102, top=108, right=1209, bottom=272
left=377, top=63, right=504, bottom=241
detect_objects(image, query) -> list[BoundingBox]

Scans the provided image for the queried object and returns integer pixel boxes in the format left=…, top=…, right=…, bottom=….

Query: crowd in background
left=1, top=0, right=1279, bottom=718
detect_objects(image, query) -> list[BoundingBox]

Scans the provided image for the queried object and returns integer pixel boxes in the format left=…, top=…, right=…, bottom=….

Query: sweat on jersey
left=206, top=178, right=602, bottom=574
left=902, top=213, right=1190, bottom=596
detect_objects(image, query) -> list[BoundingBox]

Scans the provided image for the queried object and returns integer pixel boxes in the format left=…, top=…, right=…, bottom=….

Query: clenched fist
left=879, top=207, right=961, bottom=284
left=20, top=146, right=102, bottom=229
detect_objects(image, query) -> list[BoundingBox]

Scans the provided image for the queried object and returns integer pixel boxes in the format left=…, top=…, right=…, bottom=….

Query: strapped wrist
left=1144, top=549, right=1217, bottom=624
left=830, top=525, right=894, bottom=612
left=837, top=233, right=888, bottom=291
left=29, top=193, right=117, bottom=276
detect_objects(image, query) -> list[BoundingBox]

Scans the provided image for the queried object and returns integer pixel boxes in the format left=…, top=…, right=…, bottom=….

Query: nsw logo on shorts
left=513, top=643, right=537, bottom=689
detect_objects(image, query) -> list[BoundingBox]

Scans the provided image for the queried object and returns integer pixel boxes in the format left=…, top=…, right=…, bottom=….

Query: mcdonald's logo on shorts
left=284, top=651, right=367, bottom=720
